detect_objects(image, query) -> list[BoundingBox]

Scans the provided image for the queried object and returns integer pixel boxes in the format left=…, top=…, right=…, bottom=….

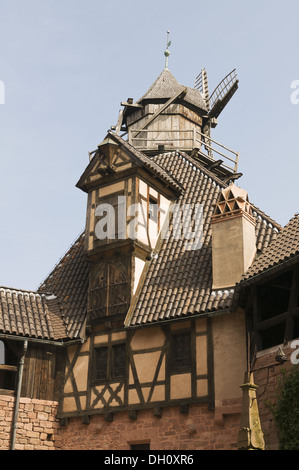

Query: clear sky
left=0, top=0, right=298, bottom=291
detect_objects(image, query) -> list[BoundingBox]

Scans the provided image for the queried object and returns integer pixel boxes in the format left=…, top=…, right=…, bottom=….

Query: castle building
left=0, top=59, right=298, bottom=450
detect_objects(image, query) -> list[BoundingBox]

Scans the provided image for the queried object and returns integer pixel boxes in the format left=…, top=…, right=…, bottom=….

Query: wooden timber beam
left=131, top=87, right=188, bottom=139
left=207, top=159, right=223, bottom=171
left=115, top=108, right=125, bottom=135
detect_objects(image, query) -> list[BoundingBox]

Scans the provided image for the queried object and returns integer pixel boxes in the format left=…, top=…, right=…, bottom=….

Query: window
left=94, top=347, right=108, bottom=380
left=89, top=261, right=128, bottom=320
left=148, top=196, right=158, bottom=222
left=111, top=343, right=126, bottom=378
left=0, top=340, right=18, bottom=391
left=171, top=332, right=192, bottom=372
left=130, top=443, right=150, bottom=450
left=94, top=343, right=126, bottom=382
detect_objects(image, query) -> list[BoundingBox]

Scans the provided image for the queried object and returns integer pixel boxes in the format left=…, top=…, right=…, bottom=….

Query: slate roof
left=138, top=68, right=208, bottom=113
left=238, top=213, right=299, bottom=285
left=124, top=150, right=281, bottom=327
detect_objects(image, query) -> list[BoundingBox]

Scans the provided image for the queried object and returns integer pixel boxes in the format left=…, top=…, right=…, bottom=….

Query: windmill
left=195, top=68, right=239, bottom=156
left=195, top=68, right=239, bottom=121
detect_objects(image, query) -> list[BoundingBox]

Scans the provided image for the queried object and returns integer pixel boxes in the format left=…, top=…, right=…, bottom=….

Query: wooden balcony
left=127, top=128, right=239, bottom=174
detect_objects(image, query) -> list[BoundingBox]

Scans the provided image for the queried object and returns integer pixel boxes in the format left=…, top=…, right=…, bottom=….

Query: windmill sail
left=195, top=68, right=210, bottom=111
left=208, top=69, right=239, bottom=119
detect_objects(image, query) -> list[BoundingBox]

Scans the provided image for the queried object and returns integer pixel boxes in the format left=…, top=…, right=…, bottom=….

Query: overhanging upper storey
left=76, top=131, right=182, bottom=261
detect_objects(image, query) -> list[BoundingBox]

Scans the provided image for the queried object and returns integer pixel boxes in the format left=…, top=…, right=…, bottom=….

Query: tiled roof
left=125, top=150, right=281, bottom=327
left=239, top=213, right=299, bottom=285
left=38, top=232, right=89, bottom=339
left=0, top=147, right=282, bottom=338
left=0, top=287, right=62, bottom=340
left=0, top=233, right=89, bottom=342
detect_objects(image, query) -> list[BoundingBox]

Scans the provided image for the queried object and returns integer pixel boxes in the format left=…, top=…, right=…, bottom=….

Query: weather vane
left=164, top=30, right=171, bottom=69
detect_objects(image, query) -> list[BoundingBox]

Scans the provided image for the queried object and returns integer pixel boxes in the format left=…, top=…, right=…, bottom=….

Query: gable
left=76, top=142, right=136, bottom=193
left=76, top=132, right=182, bottom=195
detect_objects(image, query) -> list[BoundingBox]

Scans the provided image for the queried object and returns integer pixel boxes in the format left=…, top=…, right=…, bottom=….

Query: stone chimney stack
left=211, top=184, right=256, bottom=289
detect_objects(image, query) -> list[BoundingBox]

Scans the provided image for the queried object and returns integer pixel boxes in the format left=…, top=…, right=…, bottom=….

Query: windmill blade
left=208, top=69, right=239, bottom=119
left=195, top=68, right=210, bottom=111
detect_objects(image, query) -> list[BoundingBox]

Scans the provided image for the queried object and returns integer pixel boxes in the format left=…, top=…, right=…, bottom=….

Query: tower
left=76, top=132, right=181, bottom=328
left=77, top=52, right=241, bottom=329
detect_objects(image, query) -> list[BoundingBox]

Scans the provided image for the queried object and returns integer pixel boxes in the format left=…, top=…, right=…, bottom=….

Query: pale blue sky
left=0, top=0, right=298, bottom=291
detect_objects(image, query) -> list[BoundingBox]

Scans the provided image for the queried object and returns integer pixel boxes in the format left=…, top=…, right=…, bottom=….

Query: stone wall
left=1, top=345, right=297, bottom=452
left=0, top=395, right=59, bottom=450
left=253, top=341, right=299, bottom=450
left=56, top=402, right=241, bottom=450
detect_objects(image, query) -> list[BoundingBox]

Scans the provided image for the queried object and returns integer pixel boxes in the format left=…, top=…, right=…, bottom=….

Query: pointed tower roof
left=137, top=68, right=208, bottom=112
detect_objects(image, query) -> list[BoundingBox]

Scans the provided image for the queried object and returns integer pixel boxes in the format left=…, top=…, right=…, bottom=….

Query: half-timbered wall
left=58, top=317, right=215, bottom=419
left=85, top=176, right=171, bottom=254
left=85, top=171, right=171, bottom=322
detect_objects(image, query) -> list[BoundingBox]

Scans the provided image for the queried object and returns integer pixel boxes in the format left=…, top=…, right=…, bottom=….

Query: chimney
left=211, top=184, right=256, bottom=289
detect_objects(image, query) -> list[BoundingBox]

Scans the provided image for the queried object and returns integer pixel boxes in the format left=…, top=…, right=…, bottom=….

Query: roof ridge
left=251, top=205, right=282, bottom=230
left=0, top=285, right=43, bottom=295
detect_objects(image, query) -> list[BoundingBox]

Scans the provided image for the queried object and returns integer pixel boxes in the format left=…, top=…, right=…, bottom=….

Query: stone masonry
left=0, top=395, right=59, bottom=450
